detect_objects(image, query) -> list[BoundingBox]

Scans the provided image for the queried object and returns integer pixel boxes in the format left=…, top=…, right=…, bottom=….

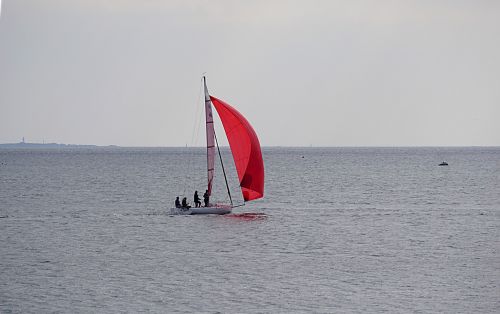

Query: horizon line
left=0, top=142, right=499, bottom=148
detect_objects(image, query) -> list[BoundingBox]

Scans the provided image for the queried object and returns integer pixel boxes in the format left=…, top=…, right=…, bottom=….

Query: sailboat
left=171, top=77, right=265, bottom=215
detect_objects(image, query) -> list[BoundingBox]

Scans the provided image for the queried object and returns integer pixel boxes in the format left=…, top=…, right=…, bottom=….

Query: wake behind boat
left=170, top=77, right=265, bottom=215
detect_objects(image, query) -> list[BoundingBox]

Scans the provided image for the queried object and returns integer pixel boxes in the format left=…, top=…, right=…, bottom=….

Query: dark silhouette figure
left=175, top=196, right=181, bottom=208
left=194, top=191, right=201, bottom=208
left=181, top=197, right=190, bottom=209
left=203, top=190, right=210, bottom=207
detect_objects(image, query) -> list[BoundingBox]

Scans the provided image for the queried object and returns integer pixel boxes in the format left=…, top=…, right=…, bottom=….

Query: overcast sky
left=1, top=0, right=499, bottom=146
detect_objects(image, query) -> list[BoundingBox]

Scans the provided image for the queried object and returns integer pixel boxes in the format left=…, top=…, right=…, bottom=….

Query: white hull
left=170, top=205, right=232, bottom=215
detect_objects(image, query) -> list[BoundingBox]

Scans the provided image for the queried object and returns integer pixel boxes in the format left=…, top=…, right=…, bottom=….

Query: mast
left=204, top=77, right=215, bottom=196
left=204, top=76, right=233, bottom=206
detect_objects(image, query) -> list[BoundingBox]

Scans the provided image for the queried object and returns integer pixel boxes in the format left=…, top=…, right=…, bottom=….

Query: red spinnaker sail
left=210, top=96, right=264, bottom=201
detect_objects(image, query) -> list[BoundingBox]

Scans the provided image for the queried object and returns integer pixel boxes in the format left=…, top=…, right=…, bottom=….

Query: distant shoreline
left=0, top=143, right=498, bottom=149
left=0, top=142, right=117, bottom=149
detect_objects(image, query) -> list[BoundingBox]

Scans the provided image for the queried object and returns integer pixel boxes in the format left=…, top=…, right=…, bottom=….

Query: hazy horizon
left=1, top=139, right=498, bottom=148
left=1, top=1, right=499, bottom=147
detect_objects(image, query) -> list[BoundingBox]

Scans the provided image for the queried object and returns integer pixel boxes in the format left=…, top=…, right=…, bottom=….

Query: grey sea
left=0, top=147, right=499, bottom=313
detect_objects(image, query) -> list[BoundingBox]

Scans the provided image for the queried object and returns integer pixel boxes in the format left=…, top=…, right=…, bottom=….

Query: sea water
left=0, top=147, right=499, bottom=313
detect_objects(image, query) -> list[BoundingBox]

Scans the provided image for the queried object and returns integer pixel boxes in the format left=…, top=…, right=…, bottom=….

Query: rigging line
left=191, top=78, right=205, bottom=193
left=182, top=78, right=204, bottom=197
left=193, top=100, right=204, bottom=147
left=194, top=78, right=206, bottom=189
left=190, top=77, right=204, bottom=146
left=214, top=131, right=233, bottom=207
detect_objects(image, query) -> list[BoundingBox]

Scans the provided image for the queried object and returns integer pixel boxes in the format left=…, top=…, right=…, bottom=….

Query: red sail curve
left=210, top=96, right=264, bottom=201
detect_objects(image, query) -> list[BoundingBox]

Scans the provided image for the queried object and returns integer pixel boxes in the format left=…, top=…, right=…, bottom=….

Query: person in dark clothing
left=194, top=191, right=201, bottom=208
left=175, top=196, right=181, bottom=208
left=181, top=197, right=190, bottom=208
left=203, top=190, right=210, bottom=207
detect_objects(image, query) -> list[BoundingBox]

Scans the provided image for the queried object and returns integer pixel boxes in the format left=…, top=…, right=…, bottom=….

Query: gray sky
left=1, top=0, right=499, bottom=146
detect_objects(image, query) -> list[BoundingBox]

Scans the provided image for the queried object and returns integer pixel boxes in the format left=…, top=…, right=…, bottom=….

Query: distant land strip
left=0, top=142, right=117, bottom=148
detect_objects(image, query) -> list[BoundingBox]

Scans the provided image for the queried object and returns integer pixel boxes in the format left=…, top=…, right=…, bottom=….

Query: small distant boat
left=438, top=161, right=449, bottom=166
left=171, top=77, right=265, bottom=215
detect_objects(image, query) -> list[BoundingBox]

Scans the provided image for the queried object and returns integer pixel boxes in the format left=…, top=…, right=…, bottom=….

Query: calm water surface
left=0, top=147, right=499, bottom=313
